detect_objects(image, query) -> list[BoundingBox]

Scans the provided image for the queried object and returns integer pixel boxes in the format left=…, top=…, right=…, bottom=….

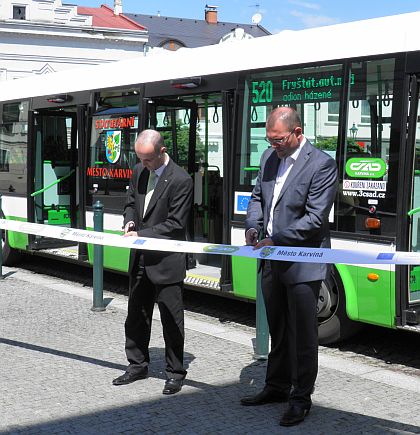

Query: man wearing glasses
left=241, top=107, right=338, bottom=427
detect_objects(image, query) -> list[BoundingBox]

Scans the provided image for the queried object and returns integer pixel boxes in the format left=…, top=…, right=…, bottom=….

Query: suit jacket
left=246, top=140, right=338, bottom=284
left=123, top=158, right=193, bottom=285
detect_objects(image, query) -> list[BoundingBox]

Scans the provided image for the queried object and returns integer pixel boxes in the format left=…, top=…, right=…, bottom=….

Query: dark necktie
left=143, top=171, right=156, bottom=217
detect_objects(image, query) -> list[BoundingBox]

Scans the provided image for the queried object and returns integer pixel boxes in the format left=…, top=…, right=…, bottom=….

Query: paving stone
left=1, top=267, right=420, bottom=434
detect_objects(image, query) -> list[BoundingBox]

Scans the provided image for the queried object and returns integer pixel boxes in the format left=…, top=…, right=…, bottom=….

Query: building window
left=0, top=149, right=10, bottom=172
left=160, top=39, right=185, bottom=51
left=328, top=101, right=339, bottom=122
left=361, top=99, right=371, bottom=123
left=13, top=5, right=26, bottom=20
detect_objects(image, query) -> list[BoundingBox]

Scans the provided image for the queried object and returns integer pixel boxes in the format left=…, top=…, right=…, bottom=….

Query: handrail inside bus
left=31, top=169, right=76, bottom=197
left=408, top=207, right=420, bottom=217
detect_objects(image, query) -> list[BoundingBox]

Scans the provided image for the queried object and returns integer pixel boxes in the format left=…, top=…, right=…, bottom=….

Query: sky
left=71, top=0, right=420, bottom=33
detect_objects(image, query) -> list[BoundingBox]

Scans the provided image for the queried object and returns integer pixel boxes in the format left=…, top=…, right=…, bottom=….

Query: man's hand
left=245, top=228, right=258, bottom=246
left=123, top=221, right=135, bottom=234
left=123, top=230, right=138, bottom=238
left=253, top=237, right=274, bottom=250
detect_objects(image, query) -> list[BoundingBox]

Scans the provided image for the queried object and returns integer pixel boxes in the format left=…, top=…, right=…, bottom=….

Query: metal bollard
left=91, top=200, right=105, bottom=311
left=254, top=259, right=268, bottom=359
left=0, top=193, right=3, bottom=279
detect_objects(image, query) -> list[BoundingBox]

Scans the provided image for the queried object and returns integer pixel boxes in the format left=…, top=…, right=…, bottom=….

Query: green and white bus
left=1, top=11, right=420, bottom=344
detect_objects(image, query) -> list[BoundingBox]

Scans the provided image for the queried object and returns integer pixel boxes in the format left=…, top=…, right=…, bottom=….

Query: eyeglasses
left=265, top=129, right=295, bottom=146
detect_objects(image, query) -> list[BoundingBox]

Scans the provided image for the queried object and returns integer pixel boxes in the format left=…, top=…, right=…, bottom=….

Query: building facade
left=0, top=0, right=148, bottom=81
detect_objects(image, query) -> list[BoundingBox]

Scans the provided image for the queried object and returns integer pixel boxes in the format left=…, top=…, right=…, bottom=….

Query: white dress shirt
left=266, top=137, right=306, bottom=237
left=143, top=154, right=169, bottom=217
left=126, top=153, right=170, bottom=228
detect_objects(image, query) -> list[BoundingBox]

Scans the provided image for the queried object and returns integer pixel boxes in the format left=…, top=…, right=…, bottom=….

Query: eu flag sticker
left=133, top=239, right=146, bottom=246
left=377, top=253, right=394, bottom=260
left=234, top=192, right=251, bottom=215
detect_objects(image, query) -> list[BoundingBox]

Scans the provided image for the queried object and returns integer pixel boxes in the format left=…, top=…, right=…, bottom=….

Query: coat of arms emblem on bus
left=105, top=130, right=121, bottom=164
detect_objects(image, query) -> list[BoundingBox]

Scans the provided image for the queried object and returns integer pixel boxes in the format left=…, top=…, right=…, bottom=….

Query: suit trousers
left=124, top=261, right=187, bottom=380
left=262, top=260, right=321, bottom=407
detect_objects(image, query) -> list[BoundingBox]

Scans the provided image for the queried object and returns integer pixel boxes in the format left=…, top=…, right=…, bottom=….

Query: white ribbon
left=1, top=219, right=420, bottom=265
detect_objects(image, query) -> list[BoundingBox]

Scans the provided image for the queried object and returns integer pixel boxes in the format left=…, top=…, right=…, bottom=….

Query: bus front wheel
left=317, top=267, right=362, bottom=345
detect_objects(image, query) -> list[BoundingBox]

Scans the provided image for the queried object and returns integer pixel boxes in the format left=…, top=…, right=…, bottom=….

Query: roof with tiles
left=77, top=4, right=146, bottom=30
left=126, top=13, right=270, bottom=47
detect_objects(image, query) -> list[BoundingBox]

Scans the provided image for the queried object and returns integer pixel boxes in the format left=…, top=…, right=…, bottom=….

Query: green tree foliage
left=161, top=120, right=205, bottom=167
left=314, top=136, right=365, bottom=153
left=314, top=136, right=337, bottom=151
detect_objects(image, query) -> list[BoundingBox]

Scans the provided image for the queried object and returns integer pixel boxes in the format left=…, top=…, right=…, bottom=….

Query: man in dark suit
left=112, top=129, right=193, bottom=395
left=241, top=107, right=338, bottom=426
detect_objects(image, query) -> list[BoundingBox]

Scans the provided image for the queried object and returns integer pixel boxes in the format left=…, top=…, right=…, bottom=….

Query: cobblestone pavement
left=1, top=265, right=420, bottom=434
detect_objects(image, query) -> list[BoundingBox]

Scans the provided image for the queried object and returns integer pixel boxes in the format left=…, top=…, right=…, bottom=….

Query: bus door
left=143, top=99, right=198, bottom=266
left=406, top=75, right=420, bottom=311
left=142, top=97, right=227, bottom=288
left=28, top=109, right=78, bottom=250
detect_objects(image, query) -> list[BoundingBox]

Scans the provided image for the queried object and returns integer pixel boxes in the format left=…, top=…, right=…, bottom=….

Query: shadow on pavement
left=2, top=379, right=419, bottom=435
left=0, top=337, right=199, bottom=378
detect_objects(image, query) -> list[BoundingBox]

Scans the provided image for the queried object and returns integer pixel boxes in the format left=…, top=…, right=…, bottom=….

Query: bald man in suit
left=113, top=129, right=193, bottom=395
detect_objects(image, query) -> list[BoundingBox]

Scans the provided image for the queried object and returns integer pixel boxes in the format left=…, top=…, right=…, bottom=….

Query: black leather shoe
left=240, top=389, right=289, bottom=406
left=279, top=404, right=311, bottom=426
left=112, top=370, right=148, bottom=386
left=162, top=378, right=183, bottom=395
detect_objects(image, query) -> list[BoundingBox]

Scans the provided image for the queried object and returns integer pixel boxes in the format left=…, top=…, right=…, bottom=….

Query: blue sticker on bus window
left=133, top=239, right=146, bottom=245
left=237, top=195, right=250, bottom=212
left=377, top=253, right=394, bottom=260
